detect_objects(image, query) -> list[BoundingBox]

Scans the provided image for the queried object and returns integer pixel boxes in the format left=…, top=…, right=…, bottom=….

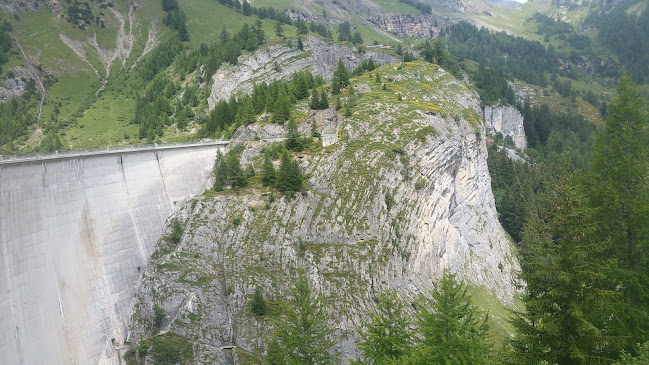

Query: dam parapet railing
left=0, top=139, right=231, bottom=166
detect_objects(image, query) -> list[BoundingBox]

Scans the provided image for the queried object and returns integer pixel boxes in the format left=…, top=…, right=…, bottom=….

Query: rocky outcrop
left=484, top=104, right=527, bottom=149
left=208, top=36, right=396, bottom=108
left=0, top=68, right=30, bottom=102
left=131, top=63, right=519, bottom=363
left=368, top=14, right=449, bottom=38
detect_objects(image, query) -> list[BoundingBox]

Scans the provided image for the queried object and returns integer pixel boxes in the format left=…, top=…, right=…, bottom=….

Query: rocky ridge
left=130, top=62, right=519, bottom=364
left=368, top=14, right=450, bottom=38
left=208, top=36, right=396, bottom=108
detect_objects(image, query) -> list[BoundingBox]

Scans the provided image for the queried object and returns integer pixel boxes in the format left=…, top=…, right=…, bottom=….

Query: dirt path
left=15, top=39, right=45, bottom=122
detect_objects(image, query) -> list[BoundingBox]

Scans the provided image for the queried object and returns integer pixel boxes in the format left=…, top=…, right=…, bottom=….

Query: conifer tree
left=213, top=150, right=227, bottom=191
left=585, top=75, right=649, bottom=357
left=408, top=271, right=490, bottom=365
left=310, top=88, right=321, bottom=109
left=267, top=270, right=339, bottom=364
left=261, top=152, right=276, bottom=187
left=319, top=90, right=329, bottom=109
left=277, top=149, right=303, bottom=193
left=225, top=151, right=247, bottom=188
left=356, top=290, right=413, bottom=364
left=285, top=118, right=302, bottom=152
left=507, top=174, right=617, bottom=365
left=251, top=287, right=267, bottom=317
left=272, top=88, right=291, bottom=123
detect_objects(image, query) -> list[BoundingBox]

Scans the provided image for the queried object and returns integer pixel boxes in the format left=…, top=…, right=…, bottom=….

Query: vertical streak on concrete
left=52, top=267, right=75, bottom=365
left=0, top=167, right=24, bottom=365
left=78, top=159, right=119, bottom=359
left=155, top=151, right=175, bottom=213
left=118, top=155, right=147, bottom=263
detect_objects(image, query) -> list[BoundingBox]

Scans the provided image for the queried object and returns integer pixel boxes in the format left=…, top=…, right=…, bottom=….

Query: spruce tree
left=251, top=287, right=267, bottom=317
left=267, top=270, right=339, bottom=365
left=356, top=290, right=414, bottom=364
left=285, top=118, right=302, bottom=152
left=585, top=75, right=649, bottom=358
left=507, top=174, right=617, bottom=365
left=409, top=271, right=490, bottom=365
left=261, top=152, right=276, bottom=187
left=277, top=149, right=303, bottom=193
left=213, top=150, right=227, bottom=191
left=319, top=90, right=329, bottom=109
left=272, top=88, right=291, bottom=123
left=226, top=151, right=247, bottom=188
left=309, top=88, right=321, bottom=109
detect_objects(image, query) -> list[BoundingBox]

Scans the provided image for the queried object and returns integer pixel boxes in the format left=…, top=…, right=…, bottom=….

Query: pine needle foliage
left=267, top=270, right=339, bottom=365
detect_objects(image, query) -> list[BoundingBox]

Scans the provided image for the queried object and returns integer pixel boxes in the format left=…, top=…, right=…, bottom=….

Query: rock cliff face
left=484, top=104, right=527, bottom=149
left=131, top=63, right=519, bottom=363
left=368, top=15, right=449, bottom=38
left=208, top=36, right=396, bottom=108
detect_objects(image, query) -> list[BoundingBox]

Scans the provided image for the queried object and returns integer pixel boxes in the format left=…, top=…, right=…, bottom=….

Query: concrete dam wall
left=0, top=143, right=225, bottom=365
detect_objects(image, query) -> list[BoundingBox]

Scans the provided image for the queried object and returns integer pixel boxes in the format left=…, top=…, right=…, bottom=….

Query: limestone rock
left=207, top=36, right=395, bottom=109
left=131, top=63, right=519, bottom=363
left=484, top=104, right=527, bottom=149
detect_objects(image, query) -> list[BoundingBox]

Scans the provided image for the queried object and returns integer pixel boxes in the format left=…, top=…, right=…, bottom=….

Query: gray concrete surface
left=0, top=143, right=226, bottom=365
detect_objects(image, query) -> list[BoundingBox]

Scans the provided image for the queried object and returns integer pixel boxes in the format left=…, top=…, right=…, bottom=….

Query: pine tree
left=267, top=270, right=339, bottom=365
left=356, top=291, right=414, bottom=364
left=318, top=90, right=329, bottom=109
left=585, top=75, right=649, bottom=358
left=277, top=149, right=303, bottom=194
left=332, top=59, right=349, bottom=94
left=309, top=88, right=321, bottom=109
left=251, top=287, right=267, bottom=317
left=272, top=88, right=291, bottom=123
left=297, top=37, right=304, bottom=50
left=213, top=150, right=227, bottom=191
left=226, top=151, right=247, bottom=188
left=261, top=152, right=276, bottom=187
left=507, top=173, right=618, bottom=365
left=408, top=271, right=490, bottom=365
left=274, top=20, right=283, bottom=37
left=285, top=118, right=303, bottom=152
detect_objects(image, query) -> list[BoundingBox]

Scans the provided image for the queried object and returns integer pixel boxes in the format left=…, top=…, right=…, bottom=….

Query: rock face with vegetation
left=208, top=36, right=396, bottom=107
left=484, top=104, right=527, bottom=149
left=368, top=15, right=448, bottom=38
left=129, top=62, right=519, bottom=364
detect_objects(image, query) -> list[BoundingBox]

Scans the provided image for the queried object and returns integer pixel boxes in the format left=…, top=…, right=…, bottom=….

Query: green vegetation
left=355, top=272, right=490, bottom=364
left=501, top=76, right=649, bottom=364
left=355, top=290, right=413, bottom=364
left=250, top=286, right=267, bottom=317
left=267, top=270, right=339, bottom=364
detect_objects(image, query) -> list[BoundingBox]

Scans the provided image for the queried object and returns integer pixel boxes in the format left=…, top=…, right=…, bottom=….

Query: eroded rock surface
left=484, top=104, right=527, bottom=149
left=132, top=63, right=519, bottom=364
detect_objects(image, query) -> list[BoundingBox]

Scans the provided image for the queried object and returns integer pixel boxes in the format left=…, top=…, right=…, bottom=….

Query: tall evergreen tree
left=356, top=291, right=414, bottom=364
left=261, top=152, right=276, bottom=187
left=586, top=75, right=649, bottom=358
left=285, top=118, right=302, bottom=152
left=272, top=87, right=291, bottom=123
left=407, top=271, right=490, bottom=365
left=277, top=149, right=303, bottom=193
left=213, top=150, right=227, bottom=191
left=318, top=90, right=329, bottom=109
left=507, top=173, right=617, bottom=365
left=267, top=270, right=339, bottom=365
left=310, top=88, right=321, bottom=109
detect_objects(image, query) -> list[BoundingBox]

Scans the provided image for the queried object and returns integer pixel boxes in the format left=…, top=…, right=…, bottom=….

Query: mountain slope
left=128, top=62, right=520, bottom=364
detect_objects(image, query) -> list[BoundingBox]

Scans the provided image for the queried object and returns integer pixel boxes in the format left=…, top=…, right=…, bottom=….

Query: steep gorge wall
left=0, top=145, right=223, bottom=365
